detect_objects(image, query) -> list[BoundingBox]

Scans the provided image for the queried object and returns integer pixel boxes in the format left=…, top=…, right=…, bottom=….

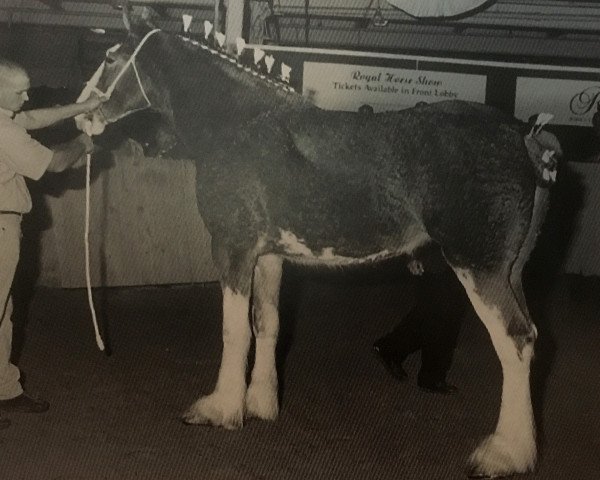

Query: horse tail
left=509, top=128, right=563, bottom=295
left=511, top=187, right=551, bottom=285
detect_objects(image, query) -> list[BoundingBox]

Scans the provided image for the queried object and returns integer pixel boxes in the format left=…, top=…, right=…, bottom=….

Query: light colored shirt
left=0, top=107, right=52, bottom=213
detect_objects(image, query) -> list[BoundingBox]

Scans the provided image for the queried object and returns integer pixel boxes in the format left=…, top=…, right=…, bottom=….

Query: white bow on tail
left=528, top=112, right=554, bottom=137
left=523, top=112, right=561, bottom=186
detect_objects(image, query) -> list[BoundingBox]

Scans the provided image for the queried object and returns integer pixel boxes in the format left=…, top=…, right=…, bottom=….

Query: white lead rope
left=85, top=152, right=104, bottom=351
left=79, top=29, right=161, bottom=352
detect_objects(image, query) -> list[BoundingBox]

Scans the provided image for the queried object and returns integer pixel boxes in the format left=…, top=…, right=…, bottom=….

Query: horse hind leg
left=246, top=254, right=283, bottom=421
left=452, top=266, right=537, bottom=478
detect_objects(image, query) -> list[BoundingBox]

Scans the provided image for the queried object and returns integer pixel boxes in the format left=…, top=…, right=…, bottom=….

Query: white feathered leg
left=246, top=254, right=283, bottom=421
left=183, top=286, right=251, bottom=429
left=454, top=269, right=537, bottom=478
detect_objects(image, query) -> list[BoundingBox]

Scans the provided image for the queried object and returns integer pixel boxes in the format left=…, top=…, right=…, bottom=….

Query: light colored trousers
left=0, top=213, right=24, bottom=400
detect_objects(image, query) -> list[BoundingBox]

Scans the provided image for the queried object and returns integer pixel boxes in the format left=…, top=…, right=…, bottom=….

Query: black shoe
left=0, top=416, right=9, bottom=429
left=0, top=394, right=50, bottom=413
left=372, top=342, right=408, bottom=382
left=417, top=379, right=458, bottom=395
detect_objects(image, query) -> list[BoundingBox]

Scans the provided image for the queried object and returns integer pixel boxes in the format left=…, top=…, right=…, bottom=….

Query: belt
left=0, top=211, right=23, bottom=216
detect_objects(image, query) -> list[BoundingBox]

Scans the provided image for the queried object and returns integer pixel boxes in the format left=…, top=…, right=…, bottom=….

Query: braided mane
left=177, top=33, right=298, bottom=96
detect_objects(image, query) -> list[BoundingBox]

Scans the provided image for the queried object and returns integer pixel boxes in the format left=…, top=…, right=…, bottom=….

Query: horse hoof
left=182, top=394, right=244, bottom=429
left=181, top=409, right=244, bottom=429
left=245, top=382, right=279, bottom=421
left=467, top=433, right=535, bottom=478
left=466, top=467, right=502, bottom=478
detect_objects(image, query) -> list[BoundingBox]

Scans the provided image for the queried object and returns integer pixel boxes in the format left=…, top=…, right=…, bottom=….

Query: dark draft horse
left=77, top=13, right=562, bottom=478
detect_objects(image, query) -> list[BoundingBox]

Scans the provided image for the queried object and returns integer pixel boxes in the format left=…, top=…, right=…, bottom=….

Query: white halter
left=87, top=28, right=161, bottom=106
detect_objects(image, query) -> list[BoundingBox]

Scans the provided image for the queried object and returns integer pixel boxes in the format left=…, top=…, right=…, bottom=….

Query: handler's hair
left=0, top=58, right=28, bottom=83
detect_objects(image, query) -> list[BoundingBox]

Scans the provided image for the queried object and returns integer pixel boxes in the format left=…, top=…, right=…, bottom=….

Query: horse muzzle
left=75, top=109, right=108, bottom=136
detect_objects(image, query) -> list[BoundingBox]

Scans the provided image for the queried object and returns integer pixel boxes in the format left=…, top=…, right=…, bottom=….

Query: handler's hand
left=79, top=92, right=107, bottom=112
left=78, top=133, right=95, bottom=154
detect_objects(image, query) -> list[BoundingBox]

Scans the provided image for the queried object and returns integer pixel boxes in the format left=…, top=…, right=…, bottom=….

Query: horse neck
left=155, top=39, right=299, bottom=151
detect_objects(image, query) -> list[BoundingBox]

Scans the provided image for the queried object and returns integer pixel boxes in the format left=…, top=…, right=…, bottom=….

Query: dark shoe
left=0, top=416, right=9, bottom=429
left=417, top=379, right=458, bottom=395
left=372, top=342, right=408, bottom=382
left=0, top=394, right=50, bottom=413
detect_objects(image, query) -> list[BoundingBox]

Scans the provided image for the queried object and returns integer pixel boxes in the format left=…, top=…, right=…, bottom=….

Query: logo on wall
left=570, top=86, right=600, bottom=116
left=516, top=77, right=600, bottom=126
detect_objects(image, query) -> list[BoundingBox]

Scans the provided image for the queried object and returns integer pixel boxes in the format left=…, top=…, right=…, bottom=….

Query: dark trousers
left=378, top=264, right=467, bottom=384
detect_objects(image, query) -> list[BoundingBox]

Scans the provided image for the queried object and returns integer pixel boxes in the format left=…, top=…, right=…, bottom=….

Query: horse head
left=76, top=10, right=171, bottom=136
left=77, top=5, right=300, bottom=152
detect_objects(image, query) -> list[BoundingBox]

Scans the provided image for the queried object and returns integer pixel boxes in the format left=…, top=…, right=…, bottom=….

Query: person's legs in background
left=373, top=248, right=468, bottom=394
left=372, top=305, right=423, bottom=381
left=416, top=267, right=466, bottom=394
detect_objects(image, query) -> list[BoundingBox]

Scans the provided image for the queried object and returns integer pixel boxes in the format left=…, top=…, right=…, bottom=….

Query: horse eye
left=105, top=55, right=116, bottom=65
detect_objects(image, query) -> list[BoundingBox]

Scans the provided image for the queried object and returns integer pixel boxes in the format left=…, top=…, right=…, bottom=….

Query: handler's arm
left=46, top=133, right=95, bottom=173
left=13, top=94, right=104, bottom=130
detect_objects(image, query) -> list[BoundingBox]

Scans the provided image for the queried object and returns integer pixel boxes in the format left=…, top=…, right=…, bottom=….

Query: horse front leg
left=453, top=267, right=537, bottom=478
left=183, top=284, right=252, bottom=429
left=246, top=254, right=283, bottom=421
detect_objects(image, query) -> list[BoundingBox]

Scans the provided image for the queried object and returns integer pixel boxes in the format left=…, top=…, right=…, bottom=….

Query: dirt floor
left=1, top=266, right=599, bottom=480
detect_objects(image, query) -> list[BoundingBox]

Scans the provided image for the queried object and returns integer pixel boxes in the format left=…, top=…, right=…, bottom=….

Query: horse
left=76, top=14, right=562, bottom=478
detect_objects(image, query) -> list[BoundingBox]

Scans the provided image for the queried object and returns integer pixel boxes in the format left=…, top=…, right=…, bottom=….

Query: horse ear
left=120, top=3, right=158, bottom=38
left=140, top=7, right=159, bottom=29
left=121, top=1, right=132, bottom=32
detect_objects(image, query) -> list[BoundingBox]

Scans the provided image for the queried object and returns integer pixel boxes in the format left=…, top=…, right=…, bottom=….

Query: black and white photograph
left=0, top=1, right=599, bottom=479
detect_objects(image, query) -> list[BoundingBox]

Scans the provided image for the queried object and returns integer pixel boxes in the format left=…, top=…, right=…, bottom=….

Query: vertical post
left=225, top=0, right=247, bottom=54
left=214, top=0, right=226, bottom=36
left=304, top=0, right=310, bottom=45
left=248, top=0, right=271, bottom=44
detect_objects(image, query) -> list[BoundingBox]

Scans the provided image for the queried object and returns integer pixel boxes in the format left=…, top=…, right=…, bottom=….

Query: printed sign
left=302, top=62, right=487, bottom=112
left=515, top=77, right=600, bottom=126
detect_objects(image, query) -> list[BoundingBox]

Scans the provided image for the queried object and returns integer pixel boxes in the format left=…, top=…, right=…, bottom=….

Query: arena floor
left=1, top=266, right=599, bottom=480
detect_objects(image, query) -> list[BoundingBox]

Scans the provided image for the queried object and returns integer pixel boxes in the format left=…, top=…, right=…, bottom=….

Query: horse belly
left=274, top=223, right=430, bottom=267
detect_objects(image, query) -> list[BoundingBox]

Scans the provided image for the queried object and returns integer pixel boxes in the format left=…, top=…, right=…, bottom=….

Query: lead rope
left=85, top=151, right=104, bottom=351
left=79, top=28, right=161, bottom=351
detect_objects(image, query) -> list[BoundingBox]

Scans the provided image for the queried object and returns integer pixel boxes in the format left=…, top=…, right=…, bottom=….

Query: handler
left=0, top=58, right=102, bottom=429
